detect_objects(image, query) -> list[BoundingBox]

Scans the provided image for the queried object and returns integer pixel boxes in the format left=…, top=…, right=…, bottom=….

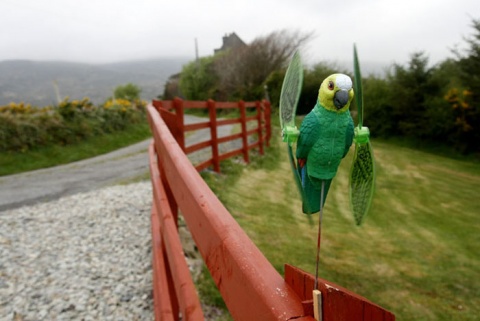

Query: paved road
left=0, top=115, right=238, bottom=211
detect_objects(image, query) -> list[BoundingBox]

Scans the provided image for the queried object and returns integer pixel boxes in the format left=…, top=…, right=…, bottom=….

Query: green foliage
left=451, top=18, right=480, bottom=153
left=363, top=46, right=479, bottom=154
left=179, top=56, right=219, bottom=100
left=0, top=98, right=147, bottom=153
left=113, top=83, right=142, bottom=101
left=0, top=123, right=151, bottom=176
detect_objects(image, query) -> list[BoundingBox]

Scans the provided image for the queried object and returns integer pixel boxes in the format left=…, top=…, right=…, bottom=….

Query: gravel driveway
left=0, top=114, right=238, bottom=321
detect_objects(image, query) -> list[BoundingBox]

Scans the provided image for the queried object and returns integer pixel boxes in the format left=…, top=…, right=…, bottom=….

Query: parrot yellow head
left=318, top=73, right=354, bottom=112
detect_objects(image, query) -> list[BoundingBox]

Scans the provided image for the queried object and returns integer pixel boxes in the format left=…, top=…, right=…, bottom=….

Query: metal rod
left=314, top=180, right=325, bottom=290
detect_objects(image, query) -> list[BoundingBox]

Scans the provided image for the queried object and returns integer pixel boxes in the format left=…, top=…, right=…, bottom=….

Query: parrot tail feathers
left=301, top=171, right=332, bottom=215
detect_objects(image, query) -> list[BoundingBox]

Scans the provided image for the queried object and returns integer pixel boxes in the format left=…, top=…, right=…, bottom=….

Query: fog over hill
left=0, top=56, right=389, bottom=107
left=0, top=57, right=190, bottom=106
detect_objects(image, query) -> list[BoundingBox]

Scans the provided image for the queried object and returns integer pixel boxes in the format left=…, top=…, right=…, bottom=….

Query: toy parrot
left=280, top=47, right=376, bottom=295
left=280, top=47, right=375, bottom=224
left=296, top=74, right=355, bottom=214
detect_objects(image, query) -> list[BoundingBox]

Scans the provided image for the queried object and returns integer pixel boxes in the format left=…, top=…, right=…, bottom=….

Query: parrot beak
left=334, top=89, right=349, bottom=109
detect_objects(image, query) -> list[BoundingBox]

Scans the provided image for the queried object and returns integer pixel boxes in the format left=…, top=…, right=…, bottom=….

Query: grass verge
left=198, top=123, right=480, bottom=321
left=0, top=123, right=152, bottom=176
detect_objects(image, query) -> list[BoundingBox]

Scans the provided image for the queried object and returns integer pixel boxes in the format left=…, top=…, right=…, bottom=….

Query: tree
left=451, top=18, right=480, bottom=153
left=179, top=56, right=218, bottom=100
left=362, top=75, right=394, bottom=137
left=213, top=30, right=313, bottom=101
left=114, top=83, right=141, bottom=101
left=386, top=52, right=440, bottom=138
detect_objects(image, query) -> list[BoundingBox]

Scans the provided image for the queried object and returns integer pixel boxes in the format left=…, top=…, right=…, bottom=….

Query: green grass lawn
left=0, top=123, right=152, bottom=176
left=200, top=126, right=480, bottom=321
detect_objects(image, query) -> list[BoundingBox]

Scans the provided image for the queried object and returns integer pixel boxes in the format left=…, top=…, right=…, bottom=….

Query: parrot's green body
left=296, top=74, right=355, bottom=214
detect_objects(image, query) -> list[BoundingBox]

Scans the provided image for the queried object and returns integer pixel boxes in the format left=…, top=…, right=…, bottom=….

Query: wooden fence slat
left=214, top=101, right=239, bottom=109
left=149, top=142, right=204, bottom=320
left=195, top=159, right=214, bottom=172
left=183, top=100, right=208, bottom=109
left=216, top=118, right=240, bottom=126
left=263, top=100, right=271, bottom=147
left=218, top=148, right=244, bottom=162
left=184, top=122, right=210, bottom=131
left=185, top=140, right=212, bottom=154
left=239, top=101, right=249, bottom=163
left=217, top=133, right=242, bottom=144
left=151, top=201, right=176, bottom=321
left=284, top=264, right=396, bottom=321
left=148, top=105, right=313, bottom=321
left=149, top=143, right=178, bottom=321
left=208, top=99, right=220, bottom=172
left=173, top=98, right=186, bottom=151
left=256, top=101, right=264, bottom=155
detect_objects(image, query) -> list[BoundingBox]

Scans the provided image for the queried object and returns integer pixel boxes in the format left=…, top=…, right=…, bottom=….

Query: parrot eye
left=328, top=81, right=334, bottom=90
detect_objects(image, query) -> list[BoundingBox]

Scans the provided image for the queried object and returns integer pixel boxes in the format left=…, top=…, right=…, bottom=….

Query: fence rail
left=151, top=98, right=271, bottom=172
left=147, top=100, right=395, bottom=321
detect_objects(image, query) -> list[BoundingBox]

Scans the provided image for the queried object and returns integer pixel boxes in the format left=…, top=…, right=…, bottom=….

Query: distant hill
left=0, top=57, right=190, bottom=106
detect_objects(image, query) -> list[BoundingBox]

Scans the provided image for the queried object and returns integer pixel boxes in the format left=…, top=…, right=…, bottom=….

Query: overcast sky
left=2, top=0, right=479, bottom=67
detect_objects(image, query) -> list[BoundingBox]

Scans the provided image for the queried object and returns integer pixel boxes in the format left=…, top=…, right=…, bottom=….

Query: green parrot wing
left=279, top=52, right=312, bottom=213
left=296, top=111, right=320, bottom=160
left=349, top=45, right=376, bottom=225
left=353, top=44, right=364, bottom=128
left=280, top=51, right=303, bottom=145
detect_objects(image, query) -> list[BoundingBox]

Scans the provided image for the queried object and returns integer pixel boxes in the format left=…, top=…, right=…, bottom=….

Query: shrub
left=0, top=98, right=147, bottom=153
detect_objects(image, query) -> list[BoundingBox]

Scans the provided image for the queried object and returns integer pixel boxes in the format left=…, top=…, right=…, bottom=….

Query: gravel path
left=0, top=182, right=153, bottom=321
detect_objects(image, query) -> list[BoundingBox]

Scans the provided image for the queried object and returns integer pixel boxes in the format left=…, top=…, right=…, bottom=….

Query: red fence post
left=208, top=99, right=220, bottom=173
left=263, top=100, right=271, bottom=147
left=255, top=101, right=265, bottom=155
left=173, top=97, right=186, bottom=152
left=239, top=100, right=249, bottom=163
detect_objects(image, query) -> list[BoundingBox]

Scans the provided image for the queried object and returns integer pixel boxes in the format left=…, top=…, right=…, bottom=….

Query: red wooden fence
left=147, top=102, right=395, bottom=321
left=151, top=97, right=271, bottom=172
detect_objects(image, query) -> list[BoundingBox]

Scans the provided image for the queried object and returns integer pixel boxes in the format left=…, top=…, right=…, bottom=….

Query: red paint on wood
left=256, top=101, right=264, bottom=155
left=148, top=105, right=314, bottom=321
left=151, top=202, right=175, bottom=321
left=183, top=100, right=208, bottom=109
left=263, top=100, right=271, bottom=147
left=185, top=140, right=212, bottom=154
left=173, top=98, right=185, bottom=151
left=208, top=99, right=220, bottom=172
left=149, top=142, right=204, bottom=320
left=284, top=264, right=395, bottom=321
left=184, top=122, right=210, bottom=131
left=195, top=159, right=214, bottom=172
left=239, top=100, right=249, bottom=163
left=217, top=133, right=242, bottom=144
left=149, top=144, right=178, bottom=321
left=214, top=101, right=238, bottom=109
left=218, top=148, right=244, bottom=162
left=153, top=99, right=271, bottom=173
left=216, top=118, right=240, bottom=126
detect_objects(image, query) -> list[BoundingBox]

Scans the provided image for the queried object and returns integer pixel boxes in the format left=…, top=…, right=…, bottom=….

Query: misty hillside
left=0, top=57, right=190, bottom=106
